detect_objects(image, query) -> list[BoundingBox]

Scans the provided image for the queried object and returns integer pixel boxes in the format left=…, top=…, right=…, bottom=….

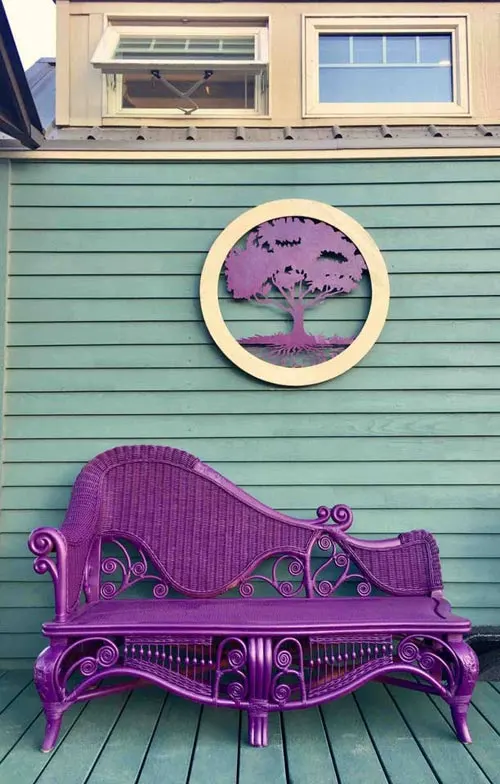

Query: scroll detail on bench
left=28, top=445, right=479, bottom=752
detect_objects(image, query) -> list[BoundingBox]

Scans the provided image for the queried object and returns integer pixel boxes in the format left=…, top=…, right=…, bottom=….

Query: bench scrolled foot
left=41, top=704, right=64, bottom=752
left=450, top=700, right=472, bottom=744
left=247, top=703, right=269, bottom=747
left=34, top=644, right=67, bottom=753
left=448, top=640, right=479, bottom=744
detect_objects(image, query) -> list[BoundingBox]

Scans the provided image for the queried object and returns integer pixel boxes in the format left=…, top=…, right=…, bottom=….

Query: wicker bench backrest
left=63, top=445, right=316, bottom=602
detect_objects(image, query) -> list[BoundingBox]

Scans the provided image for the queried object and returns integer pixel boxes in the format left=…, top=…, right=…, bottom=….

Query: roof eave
left=0, top=1, right=44, bottom=149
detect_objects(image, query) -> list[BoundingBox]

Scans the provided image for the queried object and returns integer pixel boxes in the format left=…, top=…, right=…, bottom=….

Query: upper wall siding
left=60, top=1, right=500, bottom=127
left=1, top=157, right=500, bottom=666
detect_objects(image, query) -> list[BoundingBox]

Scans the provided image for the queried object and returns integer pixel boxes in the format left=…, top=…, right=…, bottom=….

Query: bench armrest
left=29, top=528, right=72, bottom=622
left=337, top=528, right=444, bottom=596
left=29, top=520, right=97, bottom=620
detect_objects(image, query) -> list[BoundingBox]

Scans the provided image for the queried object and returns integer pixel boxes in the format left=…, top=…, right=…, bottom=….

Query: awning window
left=92, top=25, right=268, bottom=73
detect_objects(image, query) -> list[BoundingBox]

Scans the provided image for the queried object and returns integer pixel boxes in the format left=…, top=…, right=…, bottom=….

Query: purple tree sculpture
left=224, top=217, right=367, bottom=366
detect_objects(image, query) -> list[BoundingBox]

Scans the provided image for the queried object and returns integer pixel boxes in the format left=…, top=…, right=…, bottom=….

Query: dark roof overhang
left=0, top=0, right=44, bottom=149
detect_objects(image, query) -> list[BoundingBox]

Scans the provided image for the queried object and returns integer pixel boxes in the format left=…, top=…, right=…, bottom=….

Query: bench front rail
left=28, top=445, right=479, bottom=752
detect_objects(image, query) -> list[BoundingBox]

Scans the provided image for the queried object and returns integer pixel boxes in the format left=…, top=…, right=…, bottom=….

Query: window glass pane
left=319, top=64, right=452, bottom=103
left=319, top=35, right=350, bottom=64
left=352, top=35, right=383, bottom=64
left=419, top=34, right=451, bottom=64
left=386, top=35, right=417, bottom=64
left=122, top=71, right=257, bottom=110
left=318, top=32, right=453, bottom=103
left=115, top=35, right=256, bottom=61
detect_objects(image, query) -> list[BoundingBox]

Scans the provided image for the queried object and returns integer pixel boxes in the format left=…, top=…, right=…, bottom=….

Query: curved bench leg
left=451, top=698, right=473, bottom=744
left=34, top=644, right=67, bottom=753
left=248, top=703, right=269, bottom=747
left=41, top=705, right=64, bottom=753
left=449, top=639, right=479, bottom=745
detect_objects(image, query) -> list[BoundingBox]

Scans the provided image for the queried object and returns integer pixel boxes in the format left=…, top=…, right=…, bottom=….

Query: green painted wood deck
left=0, top=673, right=499, bottom=784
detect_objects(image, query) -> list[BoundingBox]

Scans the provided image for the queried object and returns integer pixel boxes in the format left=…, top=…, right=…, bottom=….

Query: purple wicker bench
left=29, top=445, right=479, bottom=752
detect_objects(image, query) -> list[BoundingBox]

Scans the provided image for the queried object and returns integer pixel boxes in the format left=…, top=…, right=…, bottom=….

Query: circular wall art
left=200, top=199, right=390, bottom=387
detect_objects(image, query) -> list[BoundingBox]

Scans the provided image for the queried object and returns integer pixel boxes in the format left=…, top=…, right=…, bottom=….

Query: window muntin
left=115, top=35, right=256, bottom=61
left=318, top=33, right=453, bottom=103
left=92, top=25, right=268, bottom=72
left=303, top=16, right=469, bottom=118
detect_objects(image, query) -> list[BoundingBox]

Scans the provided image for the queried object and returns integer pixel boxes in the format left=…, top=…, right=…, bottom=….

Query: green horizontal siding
left=5, top=413, right=500, bottom=438
left=10, top=204, right=500, bottom=229
left=11, top=159, right=500, bottom=183
left=6, top=296, right=500, bottom=321
left=8, top=249, right=500, bottom=274
left=7, top=320, right=500, bottom=344
left=10, top=227, right=500, bottom=252
left=7, top=272, right=499, bottom=297
left=6, top=390, right=500, bottom=413
left=1, top=157, right=500, bottom=666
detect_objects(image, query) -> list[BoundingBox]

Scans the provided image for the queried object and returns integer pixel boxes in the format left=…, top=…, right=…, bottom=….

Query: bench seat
left=44, top=597, right=471, bottom=637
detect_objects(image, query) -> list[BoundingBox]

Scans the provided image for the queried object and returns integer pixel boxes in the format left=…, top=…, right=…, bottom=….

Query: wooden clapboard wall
left=1, top=157, right=499, bottom=666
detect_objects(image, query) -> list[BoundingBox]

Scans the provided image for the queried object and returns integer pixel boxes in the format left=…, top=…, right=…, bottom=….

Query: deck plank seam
left=79, top=689, right=133, bottom=784
left=433, top=689, right=500, bottom=740
left=352, top=691, right=392, bottom=784
left=431, top=690, right=500, bottom=741
left=30, top=701, right=90, bottom=784
left=382, top=685, right=444, bottom=784
left=0, top=676, right=33, bottom=716
left=0, top=707, right=43, bottom=767
left=235, top=709, right=242, bottom=784
left=133, top=691, right=169, bottom=784
left=185, top=703, right=204, bottom=784
left=317, top=706, right=341, bottom=784
left=469, top=696, right=500, bottom=739
left=426, top=695, right=495, bottom=784
left=278, top=712, right=292, bottom=784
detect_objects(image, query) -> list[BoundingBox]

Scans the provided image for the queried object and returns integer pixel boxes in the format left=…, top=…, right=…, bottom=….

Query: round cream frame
left=200, top=199, right=390, bottom=387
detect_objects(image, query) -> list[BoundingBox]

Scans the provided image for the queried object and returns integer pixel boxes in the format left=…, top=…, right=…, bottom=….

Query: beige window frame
left=92, top=21, right=269, bottom=119
left=303, top=15, right=470, bottom=119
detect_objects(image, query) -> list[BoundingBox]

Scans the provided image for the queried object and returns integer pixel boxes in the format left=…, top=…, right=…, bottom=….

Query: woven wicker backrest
left=67, top=445, right=315, bottom=597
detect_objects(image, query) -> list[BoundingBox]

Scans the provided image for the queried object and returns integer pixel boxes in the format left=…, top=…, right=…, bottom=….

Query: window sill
left=303, top=104, right=471, bottom=121
left=102, top=114, right=272, bottom=123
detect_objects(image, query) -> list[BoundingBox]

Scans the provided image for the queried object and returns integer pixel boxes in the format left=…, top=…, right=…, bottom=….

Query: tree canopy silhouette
left=224, top=217, right=367, bottom=352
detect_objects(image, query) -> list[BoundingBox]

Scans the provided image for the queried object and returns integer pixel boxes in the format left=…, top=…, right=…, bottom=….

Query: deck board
left=430, top=693, right=500, bottom=783
left=85, top=689, right=165, bottom=784
left=0, top=682, right=42, bottom=760
left=0, top=671, right=32, bottom=713
left=187, top=706, right=240, bottom=784
left=240, top=713, right=287, bottom=784
left=0, top=677, right=499, bottom=784
left=472, top=683, right=500, bottom=730
left=137, top=695, right=200, bottom=784
left=321, top=695, right=388, bottom=784
left=282, top=707, right=338, bottom=784
left=355, top=684, right=439, bottom=784
left=389, top=686, right=492, bottom=784
left=34, top=693, right=130, bottom=784
left=0, top=701, right=87, bottom=782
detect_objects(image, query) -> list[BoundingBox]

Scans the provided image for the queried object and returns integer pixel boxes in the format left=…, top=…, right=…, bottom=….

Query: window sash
left=303, top=16, right=469, bottom=118
left=92, top=25, right=268, bottom=73
left=106, top=71, right=268, bottom=117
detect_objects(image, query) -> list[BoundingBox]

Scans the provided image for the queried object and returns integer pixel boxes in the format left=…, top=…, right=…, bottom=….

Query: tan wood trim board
left=1, top=147, right=500, bottom=160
